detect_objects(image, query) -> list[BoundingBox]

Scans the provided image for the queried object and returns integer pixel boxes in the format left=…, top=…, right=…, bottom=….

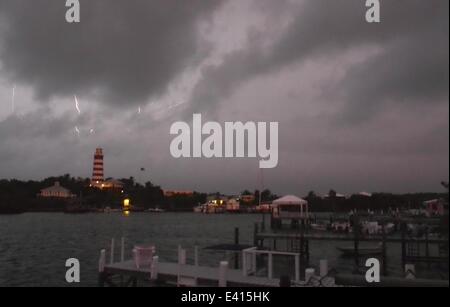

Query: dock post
left=99, top=249, right=106, bottom=272
left=98, top=249, right=106, bottom=287
left=305, top=239, right=310, bottom=264
left=305, top=268, right=315, bottom=284
left=234, top=228, right=239, bottom=269
left=262, top=212, right=266, bottom=231
left=401, top=222, right=406, bottom=269
left=353, top=216, right=359, bottom=272
left=151, top=256, right=159, bottom=280
left=425, top=227, right=430, bottom=269
left=219, top=261, right=228, bottom=287
left=268, top=252, right=273, bottom=279
left=194, top=246, right=199, bottom=267
left=242, top=250, right=247, bottom=276
left=320, top=259, right=328, bottom=277
left=405, top=264, right=416, bottom=279
left=120, top=237, right=125, bottom=262
left=234, top=227, right=240, bottom=245
left=252, top=251, right=257, bottom=274
left=381, top=223, right=387, bottom=276
left=253, top=223, right=259, bottom=247
left=110, top=238, right=115, bottom=264
left=178, top=247, right=186, bottom=265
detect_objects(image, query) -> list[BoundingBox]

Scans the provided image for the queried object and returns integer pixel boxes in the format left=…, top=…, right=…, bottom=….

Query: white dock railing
left=242, top=247, right=301, bottom=282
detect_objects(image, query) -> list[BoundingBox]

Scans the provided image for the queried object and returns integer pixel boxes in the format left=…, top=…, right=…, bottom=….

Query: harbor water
left=0, top=212, right=447, bottom=286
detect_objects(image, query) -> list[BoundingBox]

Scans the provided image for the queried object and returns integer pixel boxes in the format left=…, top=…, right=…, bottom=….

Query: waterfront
left=0, top=212, right=447, bottom=286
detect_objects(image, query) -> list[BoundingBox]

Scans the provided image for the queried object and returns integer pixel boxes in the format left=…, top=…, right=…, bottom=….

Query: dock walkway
left=101, top=260, right=281, bottom=287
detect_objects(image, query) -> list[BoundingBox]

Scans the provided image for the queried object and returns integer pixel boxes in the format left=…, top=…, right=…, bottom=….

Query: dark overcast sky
left=0, top=0, right=448, bottom=195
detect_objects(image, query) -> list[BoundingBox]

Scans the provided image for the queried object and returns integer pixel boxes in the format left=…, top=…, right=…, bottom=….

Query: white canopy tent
left=273, top=195, right=308, bottom=205
left=272, top=195, right=309, bottom=218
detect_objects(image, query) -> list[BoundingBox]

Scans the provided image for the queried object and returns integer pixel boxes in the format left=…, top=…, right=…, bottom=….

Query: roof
left=359, top=192, right=372, bottom=197
left=323, top=193, right=346, bottom=198
left=105, top=179, right=124, bottom=185
left=41, top=181, right=71, bottom=193
left=272, top=195, right=308, bottom=205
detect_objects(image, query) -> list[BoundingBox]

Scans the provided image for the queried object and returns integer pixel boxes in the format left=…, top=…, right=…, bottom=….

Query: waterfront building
left=423, top=199, right=446, bottom=216
left=240, top=194, right=255, bottom=203
left=226, top=198, right=240, bottom=212
left=163, top=190, right=194, bottom=197
left=39, top=181, right=76, bottom=198
left=323, top=192, right=347, bottom=199
left=102, top=178, right=124, bottom=190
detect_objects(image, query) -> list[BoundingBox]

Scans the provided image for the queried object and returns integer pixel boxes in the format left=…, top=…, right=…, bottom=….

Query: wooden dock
left=97, top=240, right=311, bottom=287
left=96, top=236, right=447, bottom=287
left=100, top=260, right=282, bottom=287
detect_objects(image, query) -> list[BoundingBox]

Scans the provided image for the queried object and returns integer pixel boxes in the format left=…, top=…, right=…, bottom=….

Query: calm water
left=0, top=213, right=447, bottom=286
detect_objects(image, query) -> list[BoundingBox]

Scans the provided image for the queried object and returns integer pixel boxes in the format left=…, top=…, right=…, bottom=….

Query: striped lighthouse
left=91, top=148, right=104, bottom=185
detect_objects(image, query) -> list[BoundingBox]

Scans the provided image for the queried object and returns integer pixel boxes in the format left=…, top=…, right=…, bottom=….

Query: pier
left=97, top=239, right=326, bottom=287
left=96, top=228, right=448, bottom=287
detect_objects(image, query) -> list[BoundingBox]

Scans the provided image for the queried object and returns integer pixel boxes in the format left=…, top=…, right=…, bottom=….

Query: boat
left=193, top=202, right=225, bottom=214
left=146, top=207, right=165, bottom=213
left=193, top=205, right=204, bottom=213
left=336, top=243, right=383, bottom=257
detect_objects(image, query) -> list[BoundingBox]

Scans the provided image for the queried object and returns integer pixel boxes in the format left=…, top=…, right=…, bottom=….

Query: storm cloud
left=188, top=0, right=449, bottom=121
left=0, top=0, right=223, bottom=106
left=0, top=0, right=448, bottom=195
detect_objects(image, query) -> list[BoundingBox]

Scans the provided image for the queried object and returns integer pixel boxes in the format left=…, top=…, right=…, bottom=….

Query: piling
left=98, top=249, right=106, bottom=287
left=253, top=222, right=259, bottom=246
left=120, top=237, right=125, bottom=262
left=401, top=222, right=406, bottom=269
left=353, top=216, right=360, bottom=272
left=218, top=261, right=228, bottom=287
left=110, top=238, right=115, bottom=264
left=320, top=259, right=328, bottom=277
left=425, top=227, right=430, bottom=269
left=234, top=228, right=239, bottom=269
left=381, top=223, right=387, bottom=276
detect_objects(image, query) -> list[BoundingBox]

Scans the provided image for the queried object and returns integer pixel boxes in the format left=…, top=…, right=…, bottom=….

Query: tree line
left=0, top=175, right=447, bottom=213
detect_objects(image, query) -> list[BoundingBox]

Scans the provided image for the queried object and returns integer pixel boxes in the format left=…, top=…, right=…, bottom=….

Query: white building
left=39, top=182, right=75, bottom=198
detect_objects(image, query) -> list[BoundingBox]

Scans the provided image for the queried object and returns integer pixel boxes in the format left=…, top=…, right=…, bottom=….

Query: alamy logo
left=365, top=0, right=381, bottom=23
left=365, top=258, right=380, bottom=283
left=65, top=0, right=80, bottom=23
left=170, top=114, right=279, bottom=169
left=65, top=258, right=80, bottom=283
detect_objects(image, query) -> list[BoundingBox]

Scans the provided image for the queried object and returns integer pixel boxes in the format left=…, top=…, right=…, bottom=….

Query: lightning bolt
left=138, top=106, right=141, bottom=114
left=74, top=95, right=81, bottom=114
left=75, top=126, right=80, bottom=136
left=12, top=85, right=15, bottom=113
